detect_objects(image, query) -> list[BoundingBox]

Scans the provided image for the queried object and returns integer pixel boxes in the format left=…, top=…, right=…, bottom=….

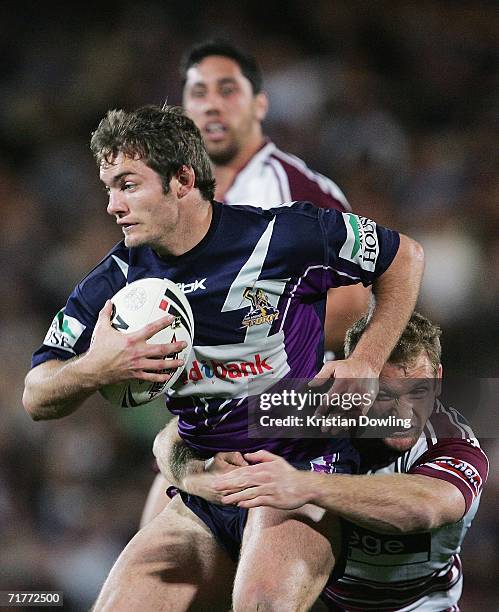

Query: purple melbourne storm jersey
left=32, top=201, right=399, bottom=461
left=323, top=402, right=489, bottom=612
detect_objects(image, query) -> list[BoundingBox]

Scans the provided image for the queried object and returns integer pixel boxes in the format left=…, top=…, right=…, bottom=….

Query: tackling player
left=206, top=312, right=488, bottom=611
left=23, top=105, right=424, bottom=611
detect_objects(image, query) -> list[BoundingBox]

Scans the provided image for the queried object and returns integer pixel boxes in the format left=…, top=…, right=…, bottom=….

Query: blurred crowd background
left=0, top=1, right=497, bottom=609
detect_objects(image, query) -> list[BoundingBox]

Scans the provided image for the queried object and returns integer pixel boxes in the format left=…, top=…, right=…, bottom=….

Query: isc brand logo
left=177, top=279, right=207, bottom=294
left=43, top=309, right=86, bottom=353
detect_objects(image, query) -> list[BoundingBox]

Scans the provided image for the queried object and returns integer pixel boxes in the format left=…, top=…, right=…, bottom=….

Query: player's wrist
left=74, top=352, right=110, bottom=389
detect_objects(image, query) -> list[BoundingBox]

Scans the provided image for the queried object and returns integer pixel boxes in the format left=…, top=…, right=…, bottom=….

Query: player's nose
left=107, top=190, right=127, bottom=216
left=203, top=90, right=223, bottom=113
left=392, top=397, right=414, bottom=421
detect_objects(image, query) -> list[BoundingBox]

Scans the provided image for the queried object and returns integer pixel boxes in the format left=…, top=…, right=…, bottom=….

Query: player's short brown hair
left=90, top=104, right=216, bottom=201
left=345, top=311, right=442, bottom=373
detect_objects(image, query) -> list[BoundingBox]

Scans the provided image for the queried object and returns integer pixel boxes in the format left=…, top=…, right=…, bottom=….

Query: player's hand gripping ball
left=100, top=278, right=194, bottom=407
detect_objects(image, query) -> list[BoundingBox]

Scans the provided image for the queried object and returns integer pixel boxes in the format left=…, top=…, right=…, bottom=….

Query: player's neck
left=155, top=197, right=213, bottom=258
left=213, top=135, right=266, bottom=201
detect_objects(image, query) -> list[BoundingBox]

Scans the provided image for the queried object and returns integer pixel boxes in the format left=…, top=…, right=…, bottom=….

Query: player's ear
left=254, top=91, right=269, bottom=122
left=435, top=364, right=443, bottom=397
left=175, top=165, right=195, bottom=198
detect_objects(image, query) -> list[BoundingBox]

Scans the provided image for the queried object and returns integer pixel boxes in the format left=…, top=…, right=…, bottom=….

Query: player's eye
left=190, top=87, right=206, bottom=98
left=122, top=181, right=136, bottom=191
left=376, top=392, right=393, bottom=402
left=220, top=84, right=236, bottom=96
left=410, top=386, right=429, bottom=399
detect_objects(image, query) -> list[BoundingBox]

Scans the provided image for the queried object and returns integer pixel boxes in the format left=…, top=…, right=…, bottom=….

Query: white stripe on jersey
left=222, top=219, right=275, bottom=312
left=266, top=156, right=292, bottom=201
left=270, top=147, right=351, bottom=210
left=112, top=255, right=129, bottom=278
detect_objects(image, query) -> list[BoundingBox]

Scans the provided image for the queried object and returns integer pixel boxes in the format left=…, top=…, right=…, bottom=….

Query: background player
left=181, top=39, right=370, bottom=352
left=208, top=312, right=489, bottom=611
left=23, top=104, right=424, bottom=610
left=140, top=39, right=371, bottom=525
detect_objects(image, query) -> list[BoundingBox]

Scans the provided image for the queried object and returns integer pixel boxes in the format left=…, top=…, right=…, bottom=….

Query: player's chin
left=207, top=142, right=238, bottom=165
left=123, top=230, right=143, bottom=248
left=383, top=433, right=419, bottom=452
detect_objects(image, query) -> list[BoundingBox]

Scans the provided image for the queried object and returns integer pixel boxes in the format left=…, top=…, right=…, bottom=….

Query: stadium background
left=0, top=1, right=497, bottom=609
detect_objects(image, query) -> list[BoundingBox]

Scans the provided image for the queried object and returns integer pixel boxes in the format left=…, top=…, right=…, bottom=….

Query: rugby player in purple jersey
left=23, top=104, right=423, bottom=610
left=141, top=39, right=372, bottom=526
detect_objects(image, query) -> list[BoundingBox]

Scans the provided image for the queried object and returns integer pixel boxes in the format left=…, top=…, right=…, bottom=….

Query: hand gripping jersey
left=322, top=401, right=489, bottom=612
left=32, top=202, right=398, bottom=462
left=224, top=141, right=350, bottom=212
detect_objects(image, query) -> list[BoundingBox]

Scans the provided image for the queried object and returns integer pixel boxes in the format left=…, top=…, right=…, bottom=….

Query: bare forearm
left=353, top=234, right=424, bottom=373
left=22, top=357, right=101, bottom=420
left=303, top=472, right=462, bottom=533
left=153, top=418, right=205, bottom=489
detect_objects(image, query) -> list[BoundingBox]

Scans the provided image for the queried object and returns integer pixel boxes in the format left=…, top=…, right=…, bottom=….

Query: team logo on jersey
left=241, top=287, right=279, bottom=328
left=44, top=309, right=86, bottom=353
left=339, top=213, right=379, bottom=272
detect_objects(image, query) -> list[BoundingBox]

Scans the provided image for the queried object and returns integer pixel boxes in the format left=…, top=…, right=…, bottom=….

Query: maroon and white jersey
left=223, top=141, right=350, bottom=212
left=323, top=401, right=489, bottom=611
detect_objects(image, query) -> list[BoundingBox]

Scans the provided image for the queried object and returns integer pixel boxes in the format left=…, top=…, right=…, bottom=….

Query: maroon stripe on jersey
left=269, top=153, right=348, bottom=211
left=409, top=440, right=488, bottom=512
left=324, top=555, right=461, bottom=610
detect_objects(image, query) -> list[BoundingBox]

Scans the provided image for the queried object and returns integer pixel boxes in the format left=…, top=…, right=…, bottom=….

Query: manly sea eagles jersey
left=223, top=140, right=350, bottom=212
left=323, top=401, right=489, bottom=612
left=32, top=201, right=398, bottom=460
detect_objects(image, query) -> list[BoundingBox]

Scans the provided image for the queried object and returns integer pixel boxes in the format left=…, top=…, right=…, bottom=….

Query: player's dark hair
left=345, top=311, right=442, bottom=373
left=90, top=105, right=216, bottom=201
left=180, top=39, right=263, bottom=94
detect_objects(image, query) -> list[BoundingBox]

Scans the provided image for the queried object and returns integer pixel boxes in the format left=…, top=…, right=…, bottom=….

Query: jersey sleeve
left=31, top=251, right=127, bottom=368
left=321, top=209, right=400, bottom=288
left=409, top=439, right=489, bottom=513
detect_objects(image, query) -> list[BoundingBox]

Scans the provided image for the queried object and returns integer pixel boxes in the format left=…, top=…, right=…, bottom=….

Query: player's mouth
left=118, top=222, right=137, bottom=234
left=387, top=425, right=420, bottom=438
left=204, top=122, right=227, bottom=141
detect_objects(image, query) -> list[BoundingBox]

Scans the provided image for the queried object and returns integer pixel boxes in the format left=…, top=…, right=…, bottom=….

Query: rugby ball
left=99, top=278, right=194, bottom=407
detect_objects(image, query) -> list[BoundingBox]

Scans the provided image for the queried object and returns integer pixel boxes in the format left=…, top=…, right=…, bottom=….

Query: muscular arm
left=23, top=302, right=184, bottom=420
left=152, top=419, right=248, bottom=504
left=324, top=285, right=371, bottom=355
left=216, top=451, right=465, bottom=534
left=353, top=234, right=425, bottom=373
left=153, top=417, right=205, bottom=488
left=320, top=234, right=423, bottom=377
left=23, top=357, right=102, bottom=420
left=312, top=234, right=424, bottom=424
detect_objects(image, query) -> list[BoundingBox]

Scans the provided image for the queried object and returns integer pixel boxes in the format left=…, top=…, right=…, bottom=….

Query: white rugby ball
left=99, top=277, right=194, bottom=407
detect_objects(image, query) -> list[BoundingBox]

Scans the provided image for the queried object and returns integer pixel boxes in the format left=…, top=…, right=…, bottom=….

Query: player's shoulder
left=425, top=401, right=481, bottom=445
left=222, top=199, right=327, bottom=222
left=76, top=240, right=133, bottom=298
left=407, top=402, right=488, bottom=467
left=264, top=142, right=351, bottom=212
